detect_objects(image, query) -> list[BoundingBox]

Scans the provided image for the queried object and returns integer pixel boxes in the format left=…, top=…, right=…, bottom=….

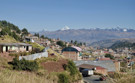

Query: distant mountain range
left=31, top=28, right=135, bottom=46
left=90, top=38, right=135, bottom=48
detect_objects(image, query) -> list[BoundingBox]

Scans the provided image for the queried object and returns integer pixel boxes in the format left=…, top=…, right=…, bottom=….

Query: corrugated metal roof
left=72, top=46, right=82, bottom=51
left=78, top=64, right=106, bottom=70
left=74, top=60, right=116, bottom=72
left=0, top=43, right=32, bottom=46
left=62, top=46, right=82, bottom=52
left=62, top=47, right=78, bottom=52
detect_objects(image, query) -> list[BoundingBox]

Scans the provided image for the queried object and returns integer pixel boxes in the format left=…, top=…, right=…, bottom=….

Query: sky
left=0, top=0, right=135, bottom=31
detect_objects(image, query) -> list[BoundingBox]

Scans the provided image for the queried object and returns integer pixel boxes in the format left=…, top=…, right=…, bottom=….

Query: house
left=62, top=46, right=82, bottom=60
left=78, top=64, right=107, bottom=75
left=74, top=60, right=119, bottom=72
left=0, top=43, right=32, bottom=53
left=24, top=36, right=38, bottom=42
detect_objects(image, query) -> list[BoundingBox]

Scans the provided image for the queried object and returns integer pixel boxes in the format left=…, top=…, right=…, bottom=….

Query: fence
left=19, top=52, right=48, bottom=60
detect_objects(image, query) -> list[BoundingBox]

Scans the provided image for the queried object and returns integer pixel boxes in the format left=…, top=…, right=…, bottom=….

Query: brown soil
left=0, top=52, right=14, bottom=61
left=41, top=59, right=68, bottom=72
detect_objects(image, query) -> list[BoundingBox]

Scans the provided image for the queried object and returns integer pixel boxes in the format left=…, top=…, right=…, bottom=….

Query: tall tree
left=22, top=28, right=29, bottom=36
left=40, top=35, right=45, bottom=39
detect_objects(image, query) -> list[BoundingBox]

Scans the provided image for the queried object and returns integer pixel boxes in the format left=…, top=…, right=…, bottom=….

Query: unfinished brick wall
left=62, top=51, right=78, bottom=60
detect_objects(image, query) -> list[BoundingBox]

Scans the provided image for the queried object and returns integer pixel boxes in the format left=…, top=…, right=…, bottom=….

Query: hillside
left=0, top=50, right=82, bottom=83
left=35, top=28, right=135, bottom=44
left=90, top=38, right=135, bottom=48
left=109, top=41, right=135, bottom=50
left=0, top=35, right=18, bottom=43
left=0, top=20, right=29, bottom=41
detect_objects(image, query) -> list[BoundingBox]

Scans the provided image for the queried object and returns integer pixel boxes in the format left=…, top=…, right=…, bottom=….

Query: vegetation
left=57, top=40, right=66, bottom=47
left=67, top=60, right=79, bottom=75
left=0, top=35, right=18, bottom=43
left=58, top=73, right=69, bottom=83
left=34, top=33, right=39, bottom=37
left=0, top=20, right=21, bottom=34
left=108, top=72, right=135, bottom=83
left=9, top=52, right=32, bottom=58
left=40, top=35, right=45, bottom=39
left=22, top=28, right=29, bottom=36
left=0, top=20, right=21, bottom=40
left=11, top=58, right=38, bottom=71
left=27, top=42, right=45, bottom=52
left=105, top=53, right=114, bottom=59
left=110, top=41, right=135, bottom=50
left=0, top=56, right=56, bottom=83
left=70, top=40, right=85, bottom=46
left=63, top=60, right=82, bottom=82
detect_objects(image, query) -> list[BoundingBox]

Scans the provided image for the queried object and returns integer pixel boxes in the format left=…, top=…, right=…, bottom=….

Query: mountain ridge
left=31, top=28, right=135, bottom=45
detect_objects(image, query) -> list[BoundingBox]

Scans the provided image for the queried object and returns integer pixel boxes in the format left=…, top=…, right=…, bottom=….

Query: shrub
left=11, top=58, right=38, bottom=71
left=105, top=53, right=114, bottom=59
left=58, top=73, right=69, bottom=83
left=108, top=72, right=124, bottom=79
left=9, top=53, right=19, bottom=57
left=32, top=48, right=41, bottom=53
left=67, top=60, right=78, bottom=75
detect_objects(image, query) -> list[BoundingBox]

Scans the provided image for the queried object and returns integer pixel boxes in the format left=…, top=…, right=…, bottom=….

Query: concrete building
left=0, top=43, right=32, bottom=53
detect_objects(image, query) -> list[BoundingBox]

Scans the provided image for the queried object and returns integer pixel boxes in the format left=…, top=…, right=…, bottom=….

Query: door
left=26, top=46, right=29, bottom=51
left=6, top=46, right=8, bottom=52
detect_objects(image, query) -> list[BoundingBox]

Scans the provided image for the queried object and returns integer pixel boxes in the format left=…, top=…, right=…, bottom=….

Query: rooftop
left=78, top=64, right=106, bottom=70
left=74, top=60, right=116, bottom=72
left=62, top=46, right=82, bottom=52
left=0, top=43, right=32, bottom=46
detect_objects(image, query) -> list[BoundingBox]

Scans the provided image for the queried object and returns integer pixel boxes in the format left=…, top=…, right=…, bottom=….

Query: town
left=0, top=20, right=135, bottom=83
left=0, top=0, right=134, bottom=83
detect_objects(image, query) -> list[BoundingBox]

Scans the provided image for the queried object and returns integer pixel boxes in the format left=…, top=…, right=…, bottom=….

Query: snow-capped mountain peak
left=61, top=26, right=70, bottom=31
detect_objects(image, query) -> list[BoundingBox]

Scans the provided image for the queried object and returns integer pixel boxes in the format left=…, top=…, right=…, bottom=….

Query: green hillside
left=0, top=35, right=19, bottom=43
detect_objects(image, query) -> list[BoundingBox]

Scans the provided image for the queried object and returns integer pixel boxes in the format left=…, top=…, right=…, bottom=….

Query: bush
left=32, top=48, right=41, bottom=53
left=108, top=72, right=124, bottom=79
left=20, top=52, right=31, bottom=56
left=57, top=41, right=66, bottom=47
left=68, top=60, right=78, bottom=75
left=105, top=54, right=114, bottom=59
left=11, top=58, right=38, bottom=71
left=58, top=73, right=69, bottom=83
left=66, top=60, right=78, bottom=76
left=9, top=53, right=19, bottom=57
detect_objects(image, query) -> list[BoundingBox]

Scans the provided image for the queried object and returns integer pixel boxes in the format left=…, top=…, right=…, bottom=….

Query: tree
left=57, top=41, right=65, bottom=47
left=74, top=40, right=77, bottom=45
left=40, top=35, right=44, bottom=39
left=11, top=32, right=20, bottom=40
left=0, top=29, right=7, bottom=35
left=22, top=28, right=29, bottom=36
left=80, top=42, right=82, bottom=46
left=34, top=33, right=39, bottom=37
left=71, top=40, right=73, bottom=44
left=105, top=54, right=114, bottom=59
left=83, top=42, right=86, bottom=46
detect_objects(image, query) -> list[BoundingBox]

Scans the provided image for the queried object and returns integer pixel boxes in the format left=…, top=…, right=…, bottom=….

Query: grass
left=0, top=35, right=18, bottom=43
left=0, top=49, right=82, bottom=83
left=47, top=49, right=64, bottom=58
left=0, top=69, right=54, bottom=83
left=108, top=72, right=135, bottom=83
left=26, top=42, right=45, bottom=51
left=0, top=56, right=57, bottom=83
